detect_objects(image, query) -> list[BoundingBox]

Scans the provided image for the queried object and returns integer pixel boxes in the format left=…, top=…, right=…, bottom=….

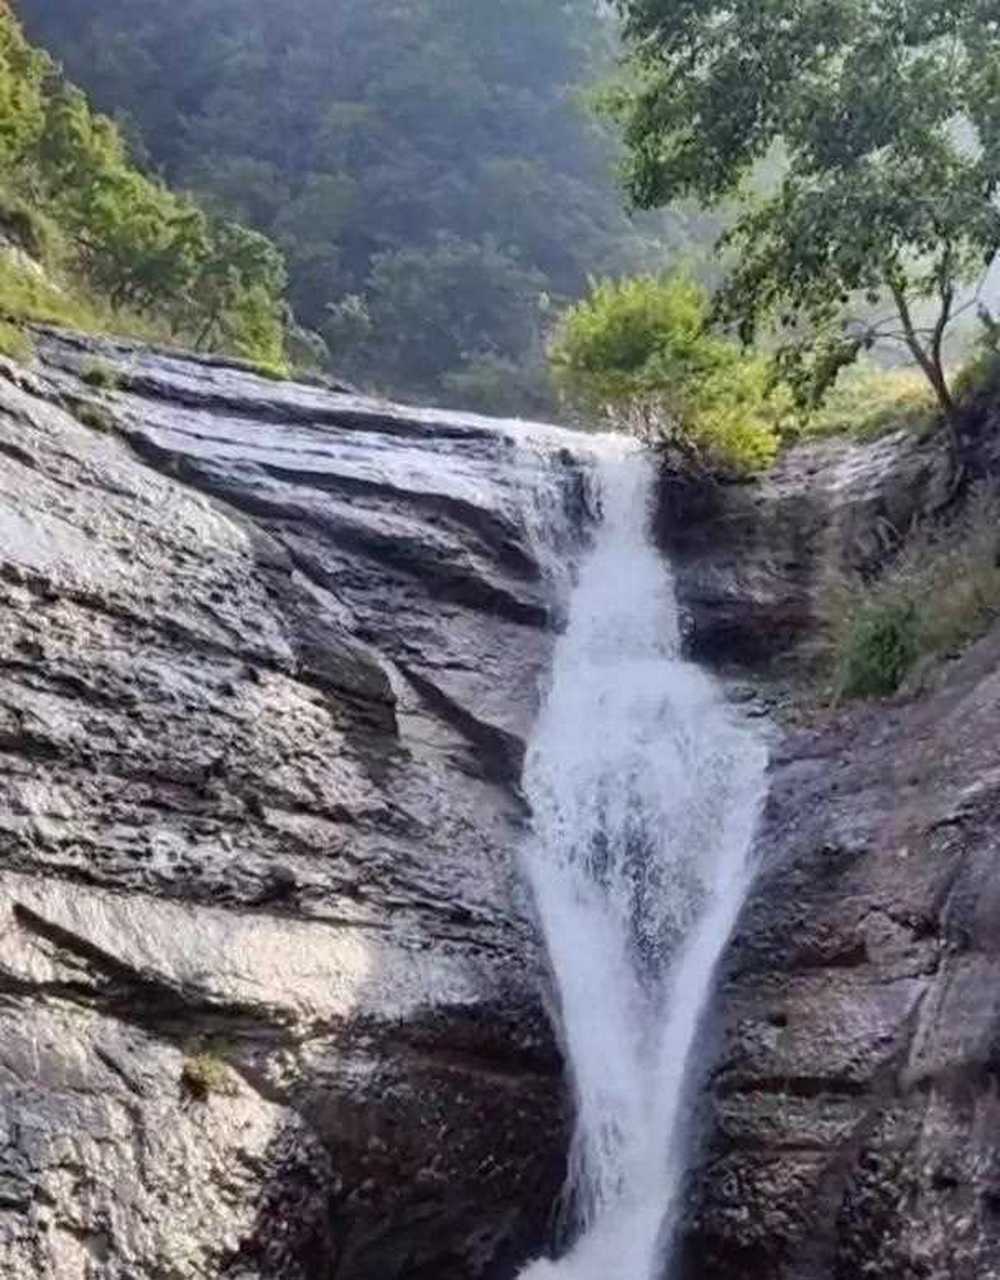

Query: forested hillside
left=0, top=3, right=287, bottom=367
left=15, top=0, right=717, bottom=411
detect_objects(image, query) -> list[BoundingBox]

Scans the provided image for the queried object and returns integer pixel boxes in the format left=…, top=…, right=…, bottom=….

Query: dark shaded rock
left=655, top=434, right=955, bottom=669
left=676, top=621, right=1000, bottom=1280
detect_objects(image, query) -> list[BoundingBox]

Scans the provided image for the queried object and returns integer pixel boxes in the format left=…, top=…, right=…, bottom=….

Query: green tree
left=611, top=0, right=1000, bottom=447
left=550, top=274, right=786, bottom=471
left=186, top=220, right=286, bottom=361
left=339, top=236, right=547, bottom=399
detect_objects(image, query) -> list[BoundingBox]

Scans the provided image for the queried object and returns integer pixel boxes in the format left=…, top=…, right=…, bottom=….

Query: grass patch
left=180, top=1050, right=238, bottom=1102
left=249, top=359, right=291, bottom=382
left=823, top=484, right=1000, bottom=701
left=74, top=403, right=115, bottom=434
left=80, top=360, right=121, bottom=391
left=0, top=188, right=60, bottom=264
left=805, top=363, right=939, bottom=443
left=0, top=253, right=189, bottom=351
left=0, top=319, right=32, bottom=362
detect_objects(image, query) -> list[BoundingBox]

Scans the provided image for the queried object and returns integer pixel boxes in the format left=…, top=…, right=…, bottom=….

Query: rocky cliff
left=0, top=330, right=580, bottom=1279
left=661, top=427, right=1000, bottom=1279
left=6, top=325, right=1000, bottom=1280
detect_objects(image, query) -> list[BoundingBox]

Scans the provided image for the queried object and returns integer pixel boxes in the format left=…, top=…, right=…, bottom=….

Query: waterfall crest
left=519, top=439, right=767, bottom=1280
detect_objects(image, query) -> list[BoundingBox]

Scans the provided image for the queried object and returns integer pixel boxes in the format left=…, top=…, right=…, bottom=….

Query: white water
left=518, top=438, right=767, bottom=1280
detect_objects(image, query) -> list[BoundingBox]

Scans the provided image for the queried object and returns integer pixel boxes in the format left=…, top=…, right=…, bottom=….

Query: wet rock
left=655, top=434, right=956, bottom=668
left=0, top=333, right=573, bottom=1279
left=678, top=622, right=1000, bottom=1280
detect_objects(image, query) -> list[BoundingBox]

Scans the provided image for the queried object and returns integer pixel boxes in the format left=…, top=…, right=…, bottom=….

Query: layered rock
left=0, top=331, right=579, bottom=1279
left=659, top=422, right=1000, bottom=1278
left=655, top=432, right=955, bottom=669
left=676, top=620, right=1000, bottom=1280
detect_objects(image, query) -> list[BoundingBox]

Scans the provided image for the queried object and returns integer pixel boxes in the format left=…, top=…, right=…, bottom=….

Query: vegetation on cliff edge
left=0, top=4, right=287, bottom=367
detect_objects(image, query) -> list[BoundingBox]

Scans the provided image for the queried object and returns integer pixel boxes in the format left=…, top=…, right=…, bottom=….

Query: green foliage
left=0, top=254, right=107, bottom=331
left=952, top=314, right=1000, bottom=409
left=0, top=7, right=288, bottom=364
left=80, top=360, right=120, bottom=391
left=0, top=7, right=47, bottom=167
left=550, top=275, right=785, bottom=471
left=74, top=402, right=115, bottom=433
left=0, top=317, right=31, bottom=361
left=180, top=1051, right=237, bottom=1103
left=611, top=0, right=1000, bottom=434
left=825, top=486, right=1000, bottom=701
left=0, top=190, right=56, bottom=261
left=16, top=0, right=725, bottom=410
left=346, top=236, right=547, bottom=403
left=804, top=365, right=939, bottom=443
left=835, top=600, right=919, bottom=700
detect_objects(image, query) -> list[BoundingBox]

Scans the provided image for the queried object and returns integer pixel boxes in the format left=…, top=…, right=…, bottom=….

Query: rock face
left=677, top=622, right=1000, bottom=1280
left=655, top=432, right=955, bottom=669
left=661, top=427, right=1000, bottom=1278
left=0, top=330, right=579, bottom=1279
left=9, top=323, right=1000, bottom=1280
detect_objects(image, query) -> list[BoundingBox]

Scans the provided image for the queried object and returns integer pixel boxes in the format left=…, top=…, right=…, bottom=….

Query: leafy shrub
left=549, top=274, right=786, bottom=472
left=0, top=317, right=31, bottom=361
left=835, top=600, right=918, bottom=699
left=74, top=402, right=114, bottom=433
left=180, top=1051, right=237, bottom=1102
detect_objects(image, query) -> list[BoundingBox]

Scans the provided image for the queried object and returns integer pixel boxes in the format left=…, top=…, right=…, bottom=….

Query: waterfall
left=518, top=437, right=767, bottom=1280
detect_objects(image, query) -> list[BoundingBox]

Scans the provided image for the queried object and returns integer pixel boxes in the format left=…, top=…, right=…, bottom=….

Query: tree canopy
left=610, top=0, right=1000, bottom=436
left=16, top=0, right=723, bottom=407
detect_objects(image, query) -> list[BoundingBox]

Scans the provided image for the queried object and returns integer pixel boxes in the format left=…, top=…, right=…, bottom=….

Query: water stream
left=518, top=438, right=767, bottom=1280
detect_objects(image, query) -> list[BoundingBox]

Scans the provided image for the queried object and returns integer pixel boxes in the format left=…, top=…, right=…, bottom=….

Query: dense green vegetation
left=0, top=4, right=286, bottom=366
left=15, top=0, right=720, bottom=409
left=611, top=0, right=1000, bottom=451
left=824, top=485, right=1000, bottom=701
left=551, top=275, right=787, bottom=471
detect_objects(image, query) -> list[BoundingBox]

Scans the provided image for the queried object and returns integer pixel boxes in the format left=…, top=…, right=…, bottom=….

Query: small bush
left=180, top=1051, right=237, bottom=1102
left=835, top=599, right=918, bottom=699
left=80, top=360, right=120, bottom=390
left=550, top=274, right=787, bottom=473
left=74, top=403, right=114, bottom=433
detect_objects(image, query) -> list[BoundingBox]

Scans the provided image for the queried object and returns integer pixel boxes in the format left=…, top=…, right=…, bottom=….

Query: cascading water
left=518, top=437, right=767, bottom=1280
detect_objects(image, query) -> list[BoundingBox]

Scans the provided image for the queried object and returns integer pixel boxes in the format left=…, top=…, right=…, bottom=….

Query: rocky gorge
left=1, top=327, right=999, bottom=1279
